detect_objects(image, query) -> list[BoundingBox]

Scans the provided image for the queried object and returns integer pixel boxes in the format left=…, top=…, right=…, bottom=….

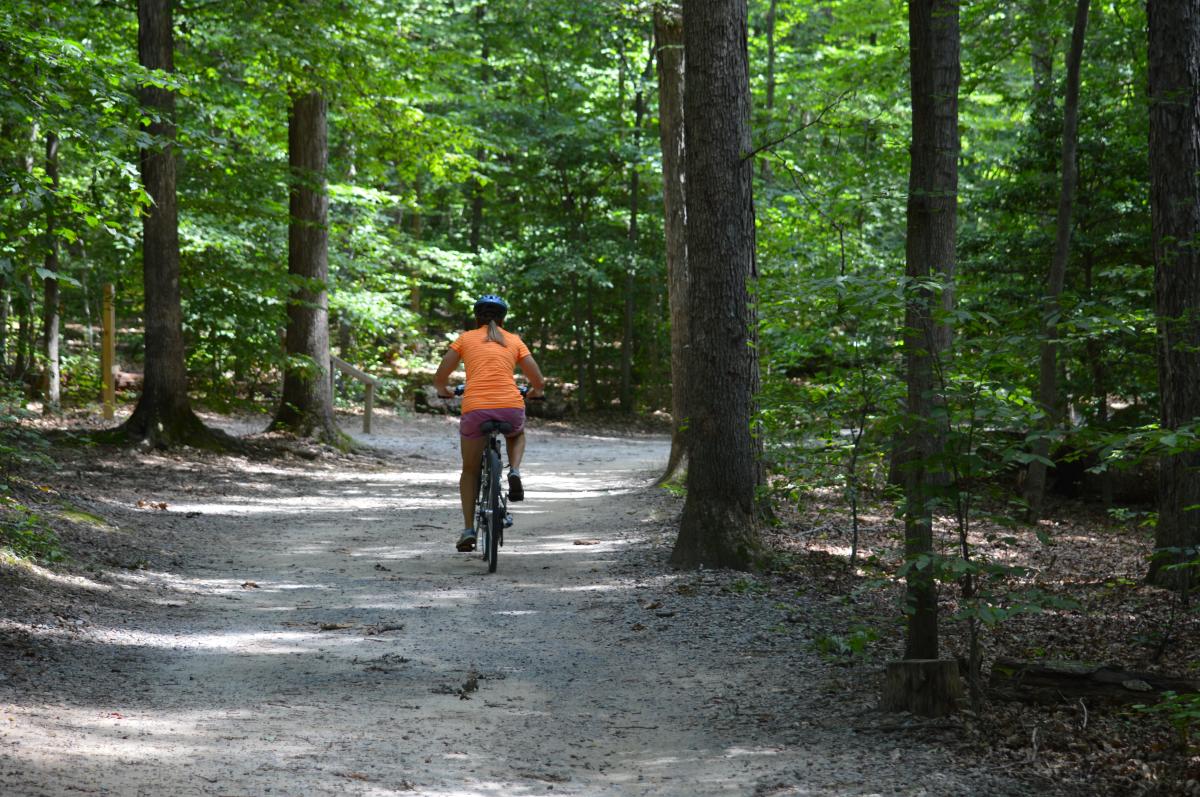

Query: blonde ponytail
left=486, top=319, right=506, bottom=346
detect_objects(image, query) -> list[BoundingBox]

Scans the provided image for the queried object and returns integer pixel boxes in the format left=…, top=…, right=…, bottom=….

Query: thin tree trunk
left=121, top=0, right=218, bottom=447
left=670, top=0, right=761, bottom=570
left=1025, top=0, right=1090, bottom=521
left=469, top=2, right=488, bottom=254
left=271, top=90, right=342, bottom=444
left=42, top=131, right=60, bottom=414
left=13, top=124, right=36, bottom=383
left=1082, top=248, right=1113, bottom=505
left=1147, top=0, right=1200, bottom=590
left=901, top=0, right=960, bottom=660
left=655, top=4, right=689, bottom=484
left=15, top=272, right=33, bottom=382
left=621, top=40, right=652, bottom=413
left=0, top=277, right=8, bottom=374
left=760, top=0, right=777, bottom=180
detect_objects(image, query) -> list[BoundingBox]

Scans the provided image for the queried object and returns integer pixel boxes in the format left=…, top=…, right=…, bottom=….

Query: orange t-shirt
left=450, top=326, right=532, bottom=414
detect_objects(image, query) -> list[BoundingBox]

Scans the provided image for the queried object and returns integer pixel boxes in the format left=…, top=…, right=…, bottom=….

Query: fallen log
left=990, top=656, right=1199, bottom=705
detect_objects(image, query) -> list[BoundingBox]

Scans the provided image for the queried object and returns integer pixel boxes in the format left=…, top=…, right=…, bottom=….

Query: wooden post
left=364, top=382, right=374, bottom=434
left=329, top=354, right=380, bottom=435
left=101, top=283, right=115, bottom=420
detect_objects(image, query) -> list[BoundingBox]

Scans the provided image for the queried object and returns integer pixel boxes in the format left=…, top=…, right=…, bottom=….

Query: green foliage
left=0, top=493, right=64, bottom=564
left=812, top=623, right=880, bottom=660
left=1135, top=691, right=1200, bottom=751
left=0, top=384, right=50, bottom=475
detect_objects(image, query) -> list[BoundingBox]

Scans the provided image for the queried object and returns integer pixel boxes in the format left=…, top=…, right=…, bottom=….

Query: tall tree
left=1147, top=0, right=1200, bottom=588
left=270, top=90, right=342, bottom=443
left=121, top=0, right=217, bottom=447
left=669, top=0, right=761, bottom=570
left=900, top=0, right=960, bottom=660
left=1025, top=0, right=1091, bottom=520
left=41, top=131, right=60, bottom=414
left=620, top=34, right=653, bottom=413
left=654, top=2, right=689, bottom=485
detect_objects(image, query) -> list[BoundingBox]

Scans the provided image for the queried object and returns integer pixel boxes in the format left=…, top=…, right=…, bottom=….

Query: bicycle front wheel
left=485, top=446, right=501, bottom=573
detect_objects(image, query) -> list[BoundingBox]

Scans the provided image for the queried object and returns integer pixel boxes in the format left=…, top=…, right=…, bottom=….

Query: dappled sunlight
left=0, top=559, right=114, bottom=593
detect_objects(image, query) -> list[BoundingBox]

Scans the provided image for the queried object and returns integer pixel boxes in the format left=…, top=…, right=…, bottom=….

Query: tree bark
left=13, top=124, right=36, bottom=383
left=654, top=4, right=689, bottom=485
left=759, top=0, right=777, bottom=180
left=121, top=0, right=218, bottom=447
left=901, top=0, right=960, bottom=660
left=42, top=131, right=61, bottom=414
left=670, top=0, right=761, bottom=570
left=1147, top=0, right=1200, bottom=589
left=620, top=40, right=652, bottom=413
left=1025, top=0, right=1090, bottom=521
left=468, top=2, right=488, bottom=254
left=271, top=90, right=342, bottom=444
left=881, top=660, right=963, bottom=717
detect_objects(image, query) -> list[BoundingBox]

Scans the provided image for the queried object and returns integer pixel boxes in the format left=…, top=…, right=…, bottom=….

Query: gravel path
left=0, top=413, right=1071, bottom=796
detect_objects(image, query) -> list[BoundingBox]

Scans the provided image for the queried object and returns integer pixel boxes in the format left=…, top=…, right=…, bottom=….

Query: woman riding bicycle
left=434, top=295, right=546, bottom=552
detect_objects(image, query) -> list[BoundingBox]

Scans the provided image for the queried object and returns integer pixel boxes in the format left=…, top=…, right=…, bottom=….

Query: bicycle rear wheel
left=484, top=446, right=501, bottom=572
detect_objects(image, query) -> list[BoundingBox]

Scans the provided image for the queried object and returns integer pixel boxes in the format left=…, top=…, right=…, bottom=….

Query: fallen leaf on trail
left=574, top=539, right=600, bottom=545
left=631, top=623, right=646, bottom=632
left=365, top=623, right=404, bottom=635
left=341, top=772, right=371, bottom=781
left=240, top=581, right=259, bottom=589
left=318, top=622, right=355, bottom=631
left=643, top=600, right=662, bottom=610
left=105, top=712, right=124, bottom=720
left=136, top=500, right=168, bottom=511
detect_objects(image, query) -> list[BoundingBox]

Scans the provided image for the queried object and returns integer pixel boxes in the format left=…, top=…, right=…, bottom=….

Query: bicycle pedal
left=503, top=514, right=513, bottom=528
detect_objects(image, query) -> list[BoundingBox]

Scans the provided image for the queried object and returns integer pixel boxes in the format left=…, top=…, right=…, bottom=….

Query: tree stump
left=881, top=659, right=964, bottom=717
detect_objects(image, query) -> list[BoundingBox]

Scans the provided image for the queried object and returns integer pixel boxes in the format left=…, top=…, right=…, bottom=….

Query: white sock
left=509, top=468, right=521, bottom=477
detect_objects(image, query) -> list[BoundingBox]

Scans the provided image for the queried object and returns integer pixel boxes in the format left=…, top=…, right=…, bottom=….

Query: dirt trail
left=1, top=413, right=1065, bottom=796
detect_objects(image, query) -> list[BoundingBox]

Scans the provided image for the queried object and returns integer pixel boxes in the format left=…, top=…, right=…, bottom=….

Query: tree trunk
left=620, top=42, right=651, bottom=413
left=42, top=131, right=61, bottom=414
left=759, top=0, right=777, bottom=181
left=0, top=277, right=8, bottom=374
left=1147, top=0, right=1200, bottom=589
left=468, top=2, right=488, bottom=254
left=271, top=90, right=343, bottom=444
left=13, top=124, right=36, bottom=383
left=900, top=0, right=960, bottom=660
left=670, top=0, right=761, bottom=570
left=654, top=4, right=689, bottom=485
left=1025, top=0, right=1090, bottom=521
left=121, top=0, right=218, bottom=448
left=15, top=272, right=33, bottom=383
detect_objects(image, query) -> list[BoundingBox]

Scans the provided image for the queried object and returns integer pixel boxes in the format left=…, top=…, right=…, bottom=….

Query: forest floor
left=0, top=408, right=1195, bottom=796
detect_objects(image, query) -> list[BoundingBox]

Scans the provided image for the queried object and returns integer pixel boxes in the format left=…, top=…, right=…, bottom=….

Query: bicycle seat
left=480, top=420, right=513, bottom=435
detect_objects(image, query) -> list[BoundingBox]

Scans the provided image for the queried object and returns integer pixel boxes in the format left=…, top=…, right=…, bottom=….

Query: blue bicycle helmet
left=473, top=294, right=508, bottom=318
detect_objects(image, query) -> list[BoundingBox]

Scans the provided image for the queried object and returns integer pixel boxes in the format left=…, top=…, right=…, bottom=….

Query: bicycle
left=452, top=384, right=535, bottom=573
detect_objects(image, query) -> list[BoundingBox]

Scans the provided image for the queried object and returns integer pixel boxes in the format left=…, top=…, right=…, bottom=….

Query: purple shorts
left=460, top=407, right=526, bottom=440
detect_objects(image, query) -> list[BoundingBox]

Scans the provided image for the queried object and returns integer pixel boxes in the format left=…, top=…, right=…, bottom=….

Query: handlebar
left=445, top=384, right=543, bottom=400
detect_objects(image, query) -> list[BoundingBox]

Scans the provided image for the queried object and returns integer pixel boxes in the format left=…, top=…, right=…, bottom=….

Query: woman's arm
left=518, top=354, right=546, bottom=398
left=433, top=349, right=462, bottom=398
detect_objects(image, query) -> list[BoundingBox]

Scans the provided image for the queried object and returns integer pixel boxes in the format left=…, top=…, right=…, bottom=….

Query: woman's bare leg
left=459, top=435, right=486, bottom=529
left=505, top=431, right=526, bottom=471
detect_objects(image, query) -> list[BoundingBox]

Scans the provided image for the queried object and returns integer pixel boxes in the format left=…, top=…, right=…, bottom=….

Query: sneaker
left=508, top=472, right=524, bottom=502
left=456, top=529, right=477, bottom=552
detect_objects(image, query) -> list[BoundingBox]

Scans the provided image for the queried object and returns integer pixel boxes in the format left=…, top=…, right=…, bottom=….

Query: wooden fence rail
left=331, top=354, right=383, bottom=434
